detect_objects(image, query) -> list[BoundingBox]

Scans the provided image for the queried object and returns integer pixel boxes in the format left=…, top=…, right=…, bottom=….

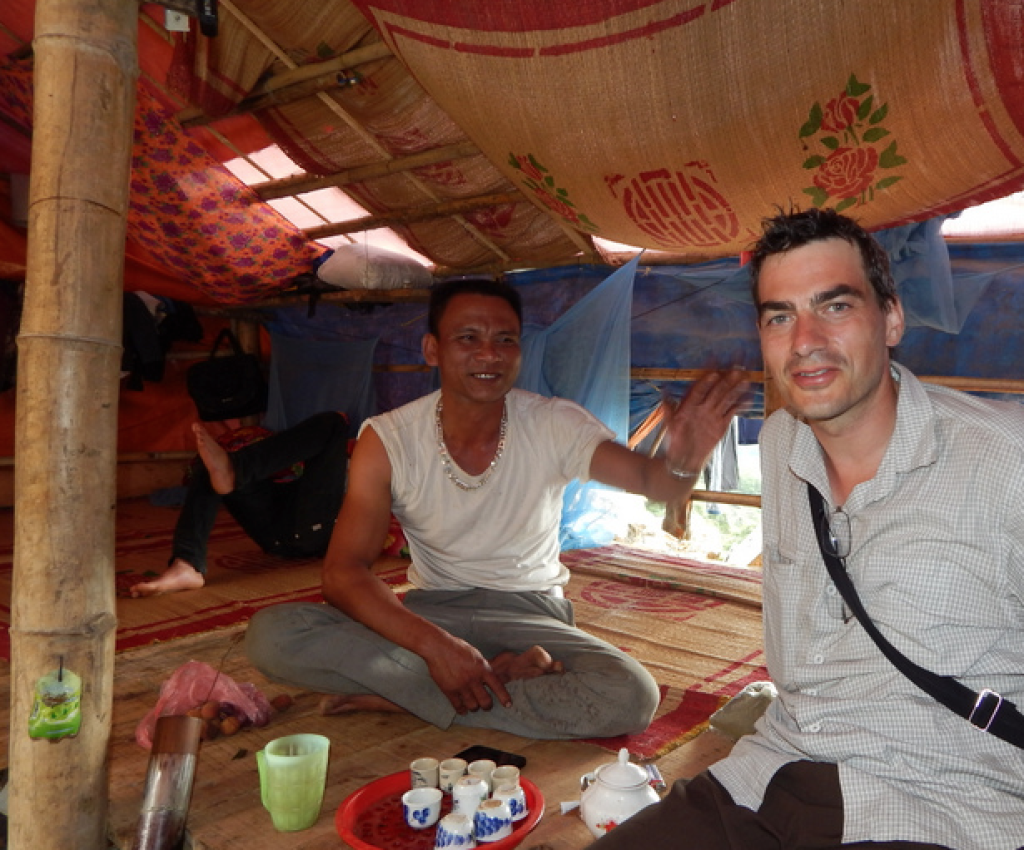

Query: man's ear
left=884, top=298, right=905, bottom=348
left=422, top=333, right=438, bottom=367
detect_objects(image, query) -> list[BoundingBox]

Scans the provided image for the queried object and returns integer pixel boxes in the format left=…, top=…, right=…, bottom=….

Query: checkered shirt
left=711, top=363, right=1024, bottom=849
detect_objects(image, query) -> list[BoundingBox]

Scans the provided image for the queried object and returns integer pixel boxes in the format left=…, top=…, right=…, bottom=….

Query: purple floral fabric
left=0, top=61, right=323, bottom=303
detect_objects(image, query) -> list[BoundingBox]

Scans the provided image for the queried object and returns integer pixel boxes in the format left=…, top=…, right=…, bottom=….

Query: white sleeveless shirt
left=362, top=389, right=613, bottom=592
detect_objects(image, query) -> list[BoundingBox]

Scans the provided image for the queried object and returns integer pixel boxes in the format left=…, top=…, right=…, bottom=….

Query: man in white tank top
left=246, top=279, right=746, bottom=739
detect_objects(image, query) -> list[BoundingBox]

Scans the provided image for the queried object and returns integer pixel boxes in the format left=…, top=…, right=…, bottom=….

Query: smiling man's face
left=756, top=238, right=904, bottom=433
left=422, top=293, right=522, bottom=407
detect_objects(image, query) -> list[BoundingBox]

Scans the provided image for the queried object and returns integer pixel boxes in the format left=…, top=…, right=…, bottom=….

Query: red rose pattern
left=820, top=92, right=860, bottom=133
left=508, top=152, right=599, bottom=232
left=515, top=154, right=545, bottom=183
left=800, top=74, right=905, bottom=210
left=813, top=146, right=879, bottom=199
left=533, top=187, right=580, bottom=223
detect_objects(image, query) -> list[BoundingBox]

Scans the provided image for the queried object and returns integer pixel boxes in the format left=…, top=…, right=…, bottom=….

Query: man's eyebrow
left=810, top=284, right=865, bottom=307
left=757, top=299, right=793, bottom=317
left=757, top=284, right=865, bottom=317
left=451, top=324, right=520, bottom=336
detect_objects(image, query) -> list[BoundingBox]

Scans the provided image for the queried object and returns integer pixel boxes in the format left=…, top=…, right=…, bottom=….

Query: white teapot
left=579, top=747, right=660, bottom=838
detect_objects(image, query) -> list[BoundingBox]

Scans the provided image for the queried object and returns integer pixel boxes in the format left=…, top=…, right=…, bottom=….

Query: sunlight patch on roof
left=227, top=145, right=433, bottom=267
left=943, top=193, right=1024, bottom=241
left=246, top=146, right=303, bottom=180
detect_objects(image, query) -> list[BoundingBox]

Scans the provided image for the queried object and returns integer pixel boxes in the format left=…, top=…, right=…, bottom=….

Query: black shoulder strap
left=806, top=482, right=1024, bottom=750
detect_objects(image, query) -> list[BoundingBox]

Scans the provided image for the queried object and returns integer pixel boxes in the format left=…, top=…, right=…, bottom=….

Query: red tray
left=335, top=771, right=544, bottom=850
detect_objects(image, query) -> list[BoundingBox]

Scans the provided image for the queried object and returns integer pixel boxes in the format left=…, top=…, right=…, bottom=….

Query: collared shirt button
left=807, top=721, right=822, bottom=733
left=826, top=584, right=837, bottom=596
left=805, top=688, right=818, bottom=696
left=812, top=654, right=824, bottom=664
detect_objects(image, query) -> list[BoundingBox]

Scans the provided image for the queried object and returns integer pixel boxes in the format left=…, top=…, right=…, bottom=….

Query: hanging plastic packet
left=28, top=657, right=82, bottom=741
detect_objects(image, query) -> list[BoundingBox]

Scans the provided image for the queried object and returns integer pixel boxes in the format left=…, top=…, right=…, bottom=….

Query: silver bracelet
left=665, top=460, right=700, bottom=479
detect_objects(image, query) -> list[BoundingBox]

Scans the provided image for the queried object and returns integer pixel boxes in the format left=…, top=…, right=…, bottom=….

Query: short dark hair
left=749, top=207, right=897, bottom=311
left=427, top=278, right=523, bottom=336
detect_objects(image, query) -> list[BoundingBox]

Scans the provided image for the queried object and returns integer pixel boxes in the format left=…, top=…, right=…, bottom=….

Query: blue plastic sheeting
left=261, top=220, right=1024, bottom=545
left=263, top=332, right=379, bottom=433
left=621, top=216, right=993, bottom=345
left=517, top=255, right=637, bottom=549
left=263, top=229, right=1024, bottom=422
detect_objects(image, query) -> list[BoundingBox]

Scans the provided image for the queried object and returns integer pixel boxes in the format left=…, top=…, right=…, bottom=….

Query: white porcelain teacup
left=439, top=757, right=468, bottom=793
left=410, top=756, right=440, bottom=789
left=452, top=775, right=489, bottom=817
left=467, top=758, right=497, bottom=792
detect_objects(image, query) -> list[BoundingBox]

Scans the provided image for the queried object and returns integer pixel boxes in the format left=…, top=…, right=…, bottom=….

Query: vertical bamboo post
left=10, top=1, right=137, bottom=848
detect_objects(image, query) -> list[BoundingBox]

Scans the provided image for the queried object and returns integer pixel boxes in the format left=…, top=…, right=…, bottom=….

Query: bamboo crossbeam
left=252, top=141, right=480, bottom=201
left=303, top=191, right=524, bottom=240
left=205, top=0, right=509, bottom=266
left=177, top=41, right=393, bottom=127
left=631, top=368, right=1024, bottom=396
left=257, top=288, right=433, bottom=308
left=0, top=451, right=194, bottom=467
left=632, top=368, right=765, bottom=383
left=916, top=375, right=1024, bottom=395
left=691, top=490, right=762, bottom=509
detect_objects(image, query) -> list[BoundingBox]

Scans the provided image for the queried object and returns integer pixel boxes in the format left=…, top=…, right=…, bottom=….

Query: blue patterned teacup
left=434, top=811, right=476, bottom=848
left=492, top=781, right=528, bottom=822
left=402, top=786, right=443, bottom=829
left=473, top=798, right=512, bottom=843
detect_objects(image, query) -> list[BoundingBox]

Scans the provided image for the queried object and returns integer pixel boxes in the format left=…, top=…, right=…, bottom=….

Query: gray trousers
left=245, top=588, right=660, bottom=740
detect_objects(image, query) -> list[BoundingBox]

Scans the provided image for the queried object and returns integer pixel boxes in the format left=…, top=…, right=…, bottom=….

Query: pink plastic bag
left=135, top=660, right=272, bottom=748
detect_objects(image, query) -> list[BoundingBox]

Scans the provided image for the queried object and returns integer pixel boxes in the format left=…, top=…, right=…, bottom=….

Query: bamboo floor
left=0, top=624, right=735, bottom=850
left=0, top=501, right=762, bottom=848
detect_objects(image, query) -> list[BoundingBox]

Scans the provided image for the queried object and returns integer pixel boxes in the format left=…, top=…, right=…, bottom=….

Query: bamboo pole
left=303, top=191, right=524, bottom=240
left=10, top=1, right=137, bottom=848
left=252, top=141, right=480, bottom=201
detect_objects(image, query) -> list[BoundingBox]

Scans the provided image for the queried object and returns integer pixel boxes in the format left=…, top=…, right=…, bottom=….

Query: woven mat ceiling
left=182, top=0, right=1024, bottom=269
left=4, top=0, right=1024, bottom=290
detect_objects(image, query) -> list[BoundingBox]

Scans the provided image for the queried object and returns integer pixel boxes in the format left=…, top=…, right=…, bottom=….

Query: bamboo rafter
left=177, top=41, right=393, bottom=127
left=303, top=191, right=524, bottom=240
left=252, top=141, right=481, bottom=201
left=202, top=0, right=514, bottom=266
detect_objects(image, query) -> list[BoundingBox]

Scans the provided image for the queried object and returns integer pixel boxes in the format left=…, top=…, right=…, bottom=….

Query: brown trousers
left=586, top=761, right=950, bottom=849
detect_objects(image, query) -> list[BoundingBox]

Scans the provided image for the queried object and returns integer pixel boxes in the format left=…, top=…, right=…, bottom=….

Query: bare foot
left=319, top=693, right=408, bottom=716
left=129, top=559, right=205, bottom=597
left=194, top=422, right=235, bottom=494
left=490, top=645, right=565, bottom=684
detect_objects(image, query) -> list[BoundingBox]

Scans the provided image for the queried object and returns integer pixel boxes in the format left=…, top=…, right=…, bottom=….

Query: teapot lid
left=595, top=748, right=648, bottom=789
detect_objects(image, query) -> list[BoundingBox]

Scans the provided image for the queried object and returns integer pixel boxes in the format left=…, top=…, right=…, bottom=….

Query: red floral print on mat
left=801, top=74, right=906, bottom=212
left=508, top=153, right=599, bottom=231
left=578, top=579, right=724, bottom=621
left=463, top=203, right=516, bottom=235
left=606, top=162, right=744, bottom=248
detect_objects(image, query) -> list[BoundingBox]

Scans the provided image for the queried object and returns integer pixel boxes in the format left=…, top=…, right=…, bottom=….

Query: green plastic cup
left=256, top=733, right=330, bottom=831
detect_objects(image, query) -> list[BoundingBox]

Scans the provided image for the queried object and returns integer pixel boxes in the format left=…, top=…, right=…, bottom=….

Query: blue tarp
left=263, top=218, right=1024, bottom=546
left=517, top=255, right=637, bottom=549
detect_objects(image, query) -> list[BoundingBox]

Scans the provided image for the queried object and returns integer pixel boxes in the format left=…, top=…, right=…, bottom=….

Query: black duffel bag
left=186, top=328, right=268, bottom=421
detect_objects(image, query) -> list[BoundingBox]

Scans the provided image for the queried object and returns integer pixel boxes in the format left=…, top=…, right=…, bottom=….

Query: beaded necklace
left=435, top=397, right=507, bottom=491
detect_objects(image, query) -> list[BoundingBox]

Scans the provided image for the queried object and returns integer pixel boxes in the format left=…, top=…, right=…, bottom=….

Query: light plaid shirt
left=712, top=363, right=1024, bottom=849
